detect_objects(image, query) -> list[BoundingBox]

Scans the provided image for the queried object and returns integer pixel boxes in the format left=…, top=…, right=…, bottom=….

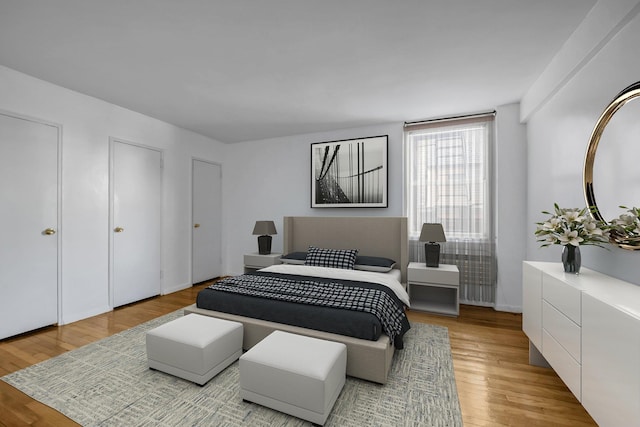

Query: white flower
left=563, top=210, right=584, bottom=223
left=535, top=203, right=608, bottom=248
left=617, top=213, right=636, bottom=226
left=542, top=219, right=559, bottom=230
left=608, top=206, right=640, bottom=247
left=558, top=230, right=584, bottom=246
left=584, top=221, right=604, bottom=235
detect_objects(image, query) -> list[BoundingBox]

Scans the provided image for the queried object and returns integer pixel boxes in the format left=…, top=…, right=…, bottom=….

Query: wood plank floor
left=0, top=282, right=596, bottom=426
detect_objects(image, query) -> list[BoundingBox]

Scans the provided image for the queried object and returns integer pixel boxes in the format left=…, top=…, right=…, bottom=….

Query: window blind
left=404, top=112, right=497, bottom=305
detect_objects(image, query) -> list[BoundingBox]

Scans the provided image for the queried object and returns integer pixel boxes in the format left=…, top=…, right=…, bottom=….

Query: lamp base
left=425, top=242, right=441, bottom=268
left=257, top=235, right=272, bottom=255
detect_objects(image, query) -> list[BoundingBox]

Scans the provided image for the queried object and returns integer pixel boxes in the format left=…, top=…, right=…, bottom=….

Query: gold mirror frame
left=584, top=81, right=640, bottom=250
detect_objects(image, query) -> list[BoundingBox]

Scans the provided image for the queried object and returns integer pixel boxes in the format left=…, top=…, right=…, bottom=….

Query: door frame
left=190, top=157, right=223, bottom=285
left=0, top=108, right=63, bottom=324
left=108, top=137, right=164, bottom=308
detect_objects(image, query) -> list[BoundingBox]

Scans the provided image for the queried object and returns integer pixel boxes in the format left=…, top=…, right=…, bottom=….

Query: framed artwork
left=311, top=135, right=388, bottom=208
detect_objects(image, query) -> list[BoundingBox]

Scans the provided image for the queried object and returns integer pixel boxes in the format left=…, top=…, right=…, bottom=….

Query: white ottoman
left=146, top=314, right=243, bottom=385
left=239, top=331, right=347, bottom=426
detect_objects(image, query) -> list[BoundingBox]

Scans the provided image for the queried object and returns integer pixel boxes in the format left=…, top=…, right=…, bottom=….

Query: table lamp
left=252, top=220, right=277, bottom=255
left=419, top=223, right=446, bottom=267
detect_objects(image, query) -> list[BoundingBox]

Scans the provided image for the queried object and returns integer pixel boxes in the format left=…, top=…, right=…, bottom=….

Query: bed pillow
left=304, top=246, right=358, bottom=270
left=280, top=252, right=307, bottom=265
left=283, top=251, right=396, bottom=272
left=354, top=255, right=397, bottom=272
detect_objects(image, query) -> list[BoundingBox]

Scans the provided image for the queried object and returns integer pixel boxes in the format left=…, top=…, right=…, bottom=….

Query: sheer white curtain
left=404, top=114, right=497, bottom=305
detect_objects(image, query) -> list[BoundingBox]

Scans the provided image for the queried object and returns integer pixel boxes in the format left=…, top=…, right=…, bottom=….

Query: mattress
left=196, top=264, right=410, bottom=347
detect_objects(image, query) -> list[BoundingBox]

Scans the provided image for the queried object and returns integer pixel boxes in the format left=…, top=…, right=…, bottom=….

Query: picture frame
left=311, top=135, right=388, bottom=208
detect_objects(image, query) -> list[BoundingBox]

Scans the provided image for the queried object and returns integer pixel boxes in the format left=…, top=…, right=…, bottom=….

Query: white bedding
left=260, top=264, right=410, bottom=307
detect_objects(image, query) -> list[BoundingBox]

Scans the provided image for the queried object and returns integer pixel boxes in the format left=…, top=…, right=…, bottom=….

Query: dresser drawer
left=542, top=301, right=581, bottom=362
left=543, top=330, right=581, bottom=401
left=542, top=273, right=581, bottom=325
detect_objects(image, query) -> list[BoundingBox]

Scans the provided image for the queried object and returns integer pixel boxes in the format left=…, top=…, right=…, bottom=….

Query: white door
left=0, top=113, right=59, bottom=339
left=192, top=160, right=222, bottom=283
left=111, top=140, right=162, bottom=307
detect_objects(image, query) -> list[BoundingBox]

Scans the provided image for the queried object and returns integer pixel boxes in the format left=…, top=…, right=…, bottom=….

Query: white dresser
left=522, top=261, right=640, bottom=427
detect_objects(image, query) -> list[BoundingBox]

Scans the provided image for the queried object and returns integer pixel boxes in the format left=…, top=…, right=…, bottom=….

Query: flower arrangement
left=535, top=204, right=609, bottom=247
left=609, top=206, right=640, bottom=246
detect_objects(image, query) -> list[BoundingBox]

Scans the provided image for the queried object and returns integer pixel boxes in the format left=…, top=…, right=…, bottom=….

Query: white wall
left=1, top=54, right=530, bottom=321
left=0, top=65, right=226, bottom=325
left=224, top=114, right=528, bottom=311
left=223, top=123, right=404, bottom=275
left=495, top=104, right=527, bottom=312
left=523, top=1, right=640, bottom=285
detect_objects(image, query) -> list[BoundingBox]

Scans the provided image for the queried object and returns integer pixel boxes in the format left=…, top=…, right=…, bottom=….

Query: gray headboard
left=282, top=216, right=408, bottom=283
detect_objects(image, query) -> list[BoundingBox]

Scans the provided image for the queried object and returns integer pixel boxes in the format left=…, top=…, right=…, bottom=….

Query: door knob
left=194, top=223, right=201, bottom=228
left=114, top=227, right=124, bottom=233
left=43, top=228, right=56, bottom=235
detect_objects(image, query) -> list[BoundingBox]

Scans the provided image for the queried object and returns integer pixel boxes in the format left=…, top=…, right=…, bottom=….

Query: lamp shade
left=252, top=220, right=277, bottom=236
left=419, top=223, right=446, bottom=242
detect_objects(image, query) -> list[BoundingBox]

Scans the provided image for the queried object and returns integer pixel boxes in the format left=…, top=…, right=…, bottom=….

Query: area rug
left=2, top=310, right=462, bottom=426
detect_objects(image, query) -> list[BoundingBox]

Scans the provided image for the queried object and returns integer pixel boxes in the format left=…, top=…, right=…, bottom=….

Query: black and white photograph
left=311, top=135, right=388, bottom=208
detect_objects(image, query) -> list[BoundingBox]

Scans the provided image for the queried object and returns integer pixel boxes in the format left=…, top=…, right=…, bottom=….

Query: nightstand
left=244, top=253, right=282, bottom=273
left=407, top=262, right=459, bottom=316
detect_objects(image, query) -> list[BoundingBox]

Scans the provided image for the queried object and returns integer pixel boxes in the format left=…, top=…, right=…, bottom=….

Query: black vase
left=562, top=245, right=581, bottom=274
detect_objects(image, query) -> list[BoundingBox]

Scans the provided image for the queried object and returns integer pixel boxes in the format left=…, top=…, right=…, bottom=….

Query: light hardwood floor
left=0, top=282, right=596, bottom=426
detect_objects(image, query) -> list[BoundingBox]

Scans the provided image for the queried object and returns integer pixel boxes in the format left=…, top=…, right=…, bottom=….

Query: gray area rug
left=2, top=310, right=462, bottom=426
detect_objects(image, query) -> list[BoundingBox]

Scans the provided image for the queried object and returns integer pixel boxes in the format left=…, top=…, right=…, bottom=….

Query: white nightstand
left=407, top=262, right=459, bottom=316
left=244, top=253, right=282, bottom=273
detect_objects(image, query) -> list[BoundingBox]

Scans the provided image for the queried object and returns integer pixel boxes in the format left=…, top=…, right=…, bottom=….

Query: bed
left=184, top=216, right=409, bottom=384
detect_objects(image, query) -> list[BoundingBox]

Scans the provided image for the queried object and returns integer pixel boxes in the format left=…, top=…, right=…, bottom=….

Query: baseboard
left=60, top=304, right=112, bottom=326
left=493, top=304, right=522, bottom=313
left=458, top=300, right=522, bottom=313
left=459, top=299, right=494, bottom=308
left=162, top=282, right=191, bottom=295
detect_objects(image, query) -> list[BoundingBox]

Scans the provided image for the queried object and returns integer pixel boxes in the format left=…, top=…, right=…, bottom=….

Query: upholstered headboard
left=282, top=216, right=408, bottom=283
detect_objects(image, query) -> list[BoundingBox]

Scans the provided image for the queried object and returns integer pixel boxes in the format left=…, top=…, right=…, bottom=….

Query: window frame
left=403, top=113, right=495, bottom=242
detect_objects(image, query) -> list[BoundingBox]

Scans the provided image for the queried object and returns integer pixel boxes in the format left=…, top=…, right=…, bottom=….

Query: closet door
left=0, top=113, right=59, bottom=339
left=192, top=159, right=222, bottom=283
left=111, top=140, right=162, bottom=307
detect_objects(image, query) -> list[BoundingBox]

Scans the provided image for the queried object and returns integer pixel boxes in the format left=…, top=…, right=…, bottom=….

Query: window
left=404, top=113, right=496, bottom=305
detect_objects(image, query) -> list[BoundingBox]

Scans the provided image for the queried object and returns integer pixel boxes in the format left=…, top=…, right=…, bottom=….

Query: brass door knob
left=114, top=227, right=124, bottom=233
left=44, top=228, right=56, bottom=235
left=194, top=223, right=201, bottom=228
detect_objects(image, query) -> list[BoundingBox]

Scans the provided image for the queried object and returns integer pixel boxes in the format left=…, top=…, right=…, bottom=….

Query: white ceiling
left=0, top=0, right=596, bottom=143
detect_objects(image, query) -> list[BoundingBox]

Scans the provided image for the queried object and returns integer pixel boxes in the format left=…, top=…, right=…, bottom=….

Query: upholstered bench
left=146, top=313, right=243, bottom=385
left=239, top=330, right=347, bottom=426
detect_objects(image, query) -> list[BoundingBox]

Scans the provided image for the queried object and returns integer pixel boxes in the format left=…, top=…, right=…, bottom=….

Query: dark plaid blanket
left=209, top=274, right=409, bottom=347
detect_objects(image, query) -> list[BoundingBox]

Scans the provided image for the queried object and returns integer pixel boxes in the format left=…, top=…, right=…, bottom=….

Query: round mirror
left=584, top=81, right=640, bottom=249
